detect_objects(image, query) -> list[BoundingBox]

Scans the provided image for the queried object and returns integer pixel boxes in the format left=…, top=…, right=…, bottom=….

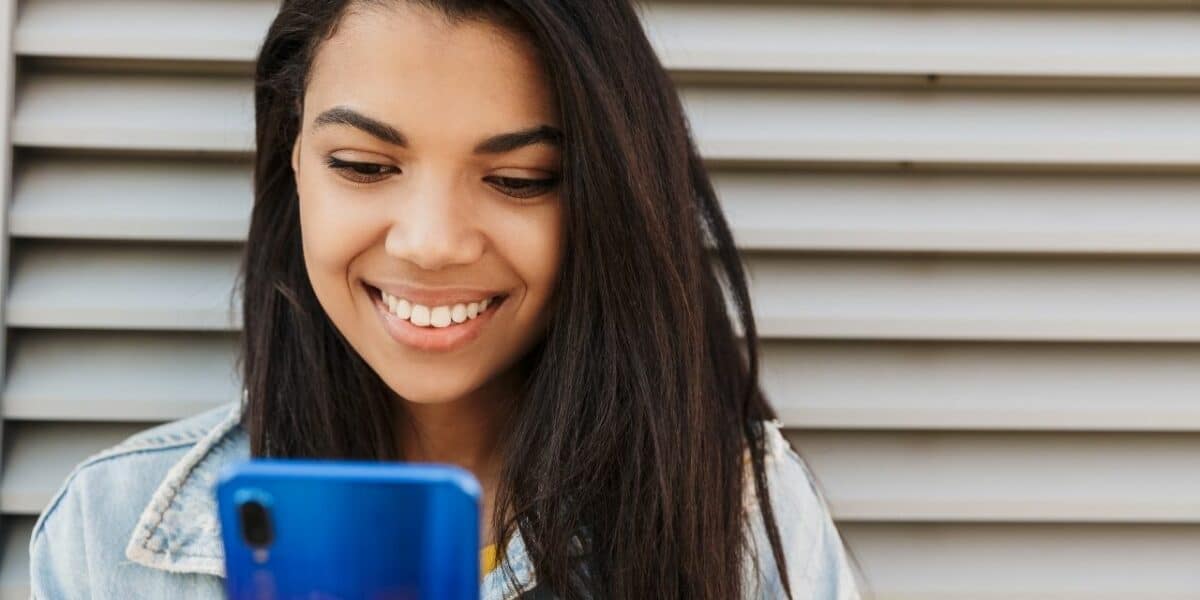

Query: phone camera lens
left=238, top=500, right=274, bottom=549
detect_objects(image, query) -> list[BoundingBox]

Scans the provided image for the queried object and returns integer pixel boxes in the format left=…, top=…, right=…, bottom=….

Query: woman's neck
left=399, top=364, right=524, bottom=463
left=398, top=395, right=508, bottom=474
left=395, top=368, right=523, bottom=547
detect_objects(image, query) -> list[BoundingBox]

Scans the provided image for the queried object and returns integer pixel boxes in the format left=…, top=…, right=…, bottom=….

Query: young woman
left=29, top=1, right=859, bottom=598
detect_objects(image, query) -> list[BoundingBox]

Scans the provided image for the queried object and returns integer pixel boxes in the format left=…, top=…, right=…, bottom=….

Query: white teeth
left=378, top=289, right=498, bottom=328
left=410, top=304, right=431, bottom=326
left=430, top=306, right=452, bottom=328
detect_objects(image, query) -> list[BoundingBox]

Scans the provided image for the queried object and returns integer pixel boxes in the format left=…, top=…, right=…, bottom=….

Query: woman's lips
left=366, top=284, right=505, bottom=352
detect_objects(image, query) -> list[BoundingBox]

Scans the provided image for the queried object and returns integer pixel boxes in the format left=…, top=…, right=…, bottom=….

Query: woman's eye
left=323, top=156, right=398, bottom=183
left=486, top=175, right=560, bottom=200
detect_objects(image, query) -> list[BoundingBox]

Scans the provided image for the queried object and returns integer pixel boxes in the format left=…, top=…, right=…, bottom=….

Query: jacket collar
left=122, top=397, right=539, bottom=598
left=123, top=398, right=248, bottom=577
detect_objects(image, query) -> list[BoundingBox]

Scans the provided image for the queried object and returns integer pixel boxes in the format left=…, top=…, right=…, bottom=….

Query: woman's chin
left=386, top=382, right=479, bottom=406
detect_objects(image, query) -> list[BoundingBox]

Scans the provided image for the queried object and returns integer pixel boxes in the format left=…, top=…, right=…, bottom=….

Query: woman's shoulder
left=28, top=400, right=245, bottom=599
left=743, top=420, right=861, bottom=599
left=32, top=400, right=242, bottom=536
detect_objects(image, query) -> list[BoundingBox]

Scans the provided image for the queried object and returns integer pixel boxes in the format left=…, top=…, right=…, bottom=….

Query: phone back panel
left=216, top=460, right=480, bottom=600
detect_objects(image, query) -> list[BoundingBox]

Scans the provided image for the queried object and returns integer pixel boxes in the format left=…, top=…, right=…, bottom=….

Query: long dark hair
left=239, top=1, right=792, bottom=598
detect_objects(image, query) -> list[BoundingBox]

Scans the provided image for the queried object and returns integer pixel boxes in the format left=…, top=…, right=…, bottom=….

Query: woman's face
left=292, top=4, right=564, bottom=405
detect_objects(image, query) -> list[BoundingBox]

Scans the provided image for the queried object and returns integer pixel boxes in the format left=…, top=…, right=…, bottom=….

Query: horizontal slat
left=683, top=86, right=1200, bottom=166
left=842, top=523, right=1200, bottom=599
left=13, top=245, right=1200, bottom=341
left=13, top=160, right=1200, bottom=252
left=13, top=163, right=1200, bottom=252
left=8, top=521, right=1200, bottom=599
left=749, top=254, right=1200, bottom=341
left=0, top=518, right=34, bottom=600
left=3, top=331, right=238, bottom=421
left=789, top=430, right=1200, bottom=522
left=6, top=241, right=241, bottom=330
left=717, top=170, right=1200, bottom=253
left=14, top=0, right=277, bottom=61
left=642, top=3, right=1200, bottom=79
left=17, top=0, right=1200, bottom=81
left=10, top=520, right=1200, bottom=598
left=10, top=155, right=251, bottom=241
left=764, top=340, right=1200, bottom=431
left=12, top=71, right=253, bottom=152
left=16, top=70, right=1200, bottom=168
left=0, top=422, right=145, bottom=514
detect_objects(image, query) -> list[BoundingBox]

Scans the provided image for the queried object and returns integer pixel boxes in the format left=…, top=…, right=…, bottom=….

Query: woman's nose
left=383, top=178, right=485, bottom=271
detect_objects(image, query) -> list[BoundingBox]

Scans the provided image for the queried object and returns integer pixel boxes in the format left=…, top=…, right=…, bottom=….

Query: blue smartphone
left=216, top=459, right=481, bottom=600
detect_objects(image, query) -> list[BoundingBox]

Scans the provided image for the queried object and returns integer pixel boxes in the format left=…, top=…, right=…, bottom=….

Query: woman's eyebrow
left=473, top=125, right=562, bottom=154
left=312, top=106, right=407, bottom=146
left=311, top=106, right=561, bottom=153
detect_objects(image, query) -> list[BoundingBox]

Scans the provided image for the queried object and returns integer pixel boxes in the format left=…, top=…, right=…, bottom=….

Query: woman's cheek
left=298, top=179, right=374, bottom=313
left=496, top=198, right=564, bottom=329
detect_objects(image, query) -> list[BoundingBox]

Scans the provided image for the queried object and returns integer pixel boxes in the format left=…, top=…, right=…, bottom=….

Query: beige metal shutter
left=3, top=1, right=1200, bottom=597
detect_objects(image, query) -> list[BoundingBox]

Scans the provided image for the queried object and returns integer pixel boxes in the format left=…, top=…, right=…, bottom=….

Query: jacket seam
left=29, top=403, right=239, bottom=562
left=29, top=441, right=199, bottom=545
left=124, top=402, right=244, bottom=576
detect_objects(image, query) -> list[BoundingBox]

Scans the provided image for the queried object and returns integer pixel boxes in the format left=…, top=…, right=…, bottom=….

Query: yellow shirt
left=481, top=543, right=499, bottom=576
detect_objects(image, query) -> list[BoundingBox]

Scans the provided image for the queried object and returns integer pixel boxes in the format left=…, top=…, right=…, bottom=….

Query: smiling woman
left=27, top=1, right=858, bottom=599
left=288, top=6, right=566, bottom=419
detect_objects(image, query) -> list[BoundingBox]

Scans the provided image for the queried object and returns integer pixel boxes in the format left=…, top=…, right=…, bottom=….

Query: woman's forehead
left=304, top=4, right=558, bottom=134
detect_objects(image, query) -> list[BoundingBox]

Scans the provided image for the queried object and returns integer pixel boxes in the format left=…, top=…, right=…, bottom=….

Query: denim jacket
left=28, top=399, right=860, bottom=599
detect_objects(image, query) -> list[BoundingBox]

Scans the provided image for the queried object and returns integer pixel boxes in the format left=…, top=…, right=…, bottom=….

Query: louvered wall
left=2, top=1, right=1200, bottom=598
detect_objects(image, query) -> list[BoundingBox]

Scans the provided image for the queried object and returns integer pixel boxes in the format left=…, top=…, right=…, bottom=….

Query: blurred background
left=1, top=0, right=1200, bottom=598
